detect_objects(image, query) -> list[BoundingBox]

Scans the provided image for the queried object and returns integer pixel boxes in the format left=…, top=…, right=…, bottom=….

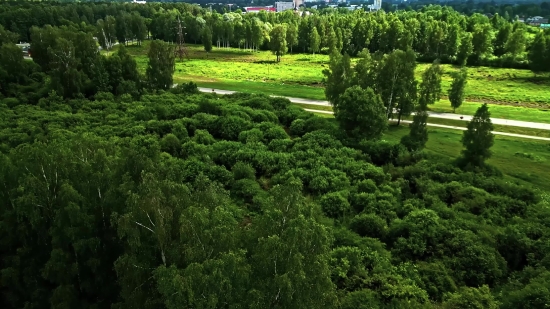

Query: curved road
left=197, top=87, right=550, bottom=132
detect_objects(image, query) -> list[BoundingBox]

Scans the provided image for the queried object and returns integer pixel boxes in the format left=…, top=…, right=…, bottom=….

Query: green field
left=115, top=41, right=550, bottom=124
left=296, top=103, right=550, bottom=138
left=385, top=125, right=550, bottom=191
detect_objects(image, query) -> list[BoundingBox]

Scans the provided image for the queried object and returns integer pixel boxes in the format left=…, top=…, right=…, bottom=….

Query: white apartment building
left=275, top=2, right=295, bottom=12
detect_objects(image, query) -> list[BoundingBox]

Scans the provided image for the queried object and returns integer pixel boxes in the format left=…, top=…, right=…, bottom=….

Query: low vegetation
left=2, top=2, right=550, bottom=309
left=2, top=89, right=550, bottom=309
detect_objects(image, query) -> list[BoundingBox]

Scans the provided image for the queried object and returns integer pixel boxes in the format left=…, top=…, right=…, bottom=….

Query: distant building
left=367, top=0, right=382, bottom=11
left=275, top=2, right=294, bottom=12
left=132, top=0, right=147, bottom=3
left=243, top=6, right=276, bottom=13
left=526, top=16, right=549, bottom=26
left=16, top=43, right=31, bottom=57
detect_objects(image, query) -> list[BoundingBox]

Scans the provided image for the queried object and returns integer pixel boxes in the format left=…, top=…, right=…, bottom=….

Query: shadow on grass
left=253, top=60, right=279, bottom=64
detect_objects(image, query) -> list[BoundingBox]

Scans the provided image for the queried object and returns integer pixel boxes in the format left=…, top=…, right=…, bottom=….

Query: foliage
left=269, top=24, right=287, bottom=62
left=460, top=103, right=494, bottom=167
left=448, top=68, right=468, bottom=113
left=146, top=40, right=175, bottom=90
left=0, top=89, right=547, bottom=309
left=333, top=86, right=387, bottom=141
left=418, top=60, right=443, bottom=106
left=1, top=2, right=550, bottom=309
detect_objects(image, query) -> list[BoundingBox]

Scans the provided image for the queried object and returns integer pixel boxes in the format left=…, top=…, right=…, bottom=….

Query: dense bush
left=0, top=91, right=549, bottom=309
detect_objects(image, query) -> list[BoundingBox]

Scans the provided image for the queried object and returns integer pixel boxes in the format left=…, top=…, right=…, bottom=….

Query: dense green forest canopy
left=1, top=1, right=550, bottom=309
left=2, top=85, right=550, bottom=309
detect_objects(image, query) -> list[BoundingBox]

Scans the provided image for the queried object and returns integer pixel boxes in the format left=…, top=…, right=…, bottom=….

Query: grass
left=383, top=125, right=550, bottom=191
left=300, top=104, right=550, bottom=138
left=111, top=42, right=550, bottom=123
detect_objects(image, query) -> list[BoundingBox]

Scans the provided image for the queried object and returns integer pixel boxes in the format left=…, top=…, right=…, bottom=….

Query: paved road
left=303, top=109, right=550, bottom=142
left=197, top=87, right=550, bottom=131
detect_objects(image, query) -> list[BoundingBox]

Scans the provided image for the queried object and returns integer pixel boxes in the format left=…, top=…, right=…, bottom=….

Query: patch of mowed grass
left=429, top=99, right=550, bottom=124
left=302, top=104, right=550, bottom=137
left=382, top=125, right=550, bottom=191
left=176, top=78, right=328, bottom=100
left=297, top=101, right=550, bottom=125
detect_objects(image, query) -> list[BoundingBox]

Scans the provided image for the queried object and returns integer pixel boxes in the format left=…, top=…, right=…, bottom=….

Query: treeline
left=406, top=0, right=550, bottom=18
left=0, top=21, right=177, bottom=103
left=2, top=84, right=550, bottom=309
left=2, top=2, right=550, bottom=71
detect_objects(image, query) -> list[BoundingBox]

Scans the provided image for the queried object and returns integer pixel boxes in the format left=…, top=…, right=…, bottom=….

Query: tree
left=443, top=285, right=498, bottom=309
left=461, top=103, right=494, bottom=167
left=456, top=32, right=473, bottom=66
left=0, top=43, right=25, bottom=86
left=333, top=86, right=387, bottom=140
left=0, top=25, right=18, bottom=45
left=48, top=38, right=84, bottom=98
left=131, top=12, right=147, bottom=45
left=401, top=108, right=429, bottom=152
left=248, top=179, right=337, bottom=308
left=251, top=18, right=265, bottom=52
left=309, top=26, right=320, bottom=55
left=401, top=56, right=435, bottom=152
left=444, top=24, right=461, bottom=58
left=528, top=32, right=548, bottom=74
left=146, top=40, right=175, bottom=90
left=286, top=22, right=298, bottom=53
left=322, top=51, right=353, bottom=103
left=493, top=23, right=512, bottom=57
left=448, top=68, right=468, bottom=113
left=326, top=26, right=338, bottom=54
left=505, top=27, right=527, bottom=59
left=419, top=60, right=443, bottom=106
left=472, top=23, right=493, bottom=57
left=202, top=25, right=213, bottom=54
left=115, top=12, right=130, bottom=46
left=377, top=49, right=417, bottom=123
left=269, top=24, right=287, bottom=62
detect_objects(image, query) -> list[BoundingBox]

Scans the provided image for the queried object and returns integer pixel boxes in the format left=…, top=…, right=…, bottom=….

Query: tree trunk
left=397, top=109, right=403, bottom=125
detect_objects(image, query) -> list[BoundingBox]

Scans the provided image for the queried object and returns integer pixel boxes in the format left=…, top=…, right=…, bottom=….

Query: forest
left=1, top=1, right=550, bottom=71
left=1, top=1, right=550, bottom=309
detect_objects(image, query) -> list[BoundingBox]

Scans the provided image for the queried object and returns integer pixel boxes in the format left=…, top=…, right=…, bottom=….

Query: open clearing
left=116, top=42, right=550, bottom=124
left=386, top=125, right=550, bottom=192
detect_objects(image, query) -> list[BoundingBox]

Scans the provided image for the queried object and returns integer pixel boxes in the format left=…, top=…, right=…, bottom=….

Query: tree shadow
left=253, top=60, right=278, bottom=64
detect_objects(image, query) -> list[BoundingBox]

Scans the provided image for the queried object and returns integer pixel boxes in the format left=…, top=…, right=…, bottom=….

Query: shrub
left=192, top=129, right=216, bottom=145
left=171, top=81, right=200, bottom=95
left=217, top=116, right=253, bottom=140
left=349, top=213, right=387, bottom=239
left=320, top=191, right=351, bottom=218
left=232, top=162, right=256, bottom=180
left=160, top=133, right=181, bottom=156
left=289, top=119, right=307, bottom=136
left=238, top=128, right=264, bottom=144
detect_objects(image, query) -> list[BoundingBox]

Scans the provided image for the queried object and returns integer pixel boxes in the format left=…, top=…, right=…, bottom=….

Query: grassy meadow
left=114, top=41, right=550, bottom=124
left=385, top=125, right=550, bottom=192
